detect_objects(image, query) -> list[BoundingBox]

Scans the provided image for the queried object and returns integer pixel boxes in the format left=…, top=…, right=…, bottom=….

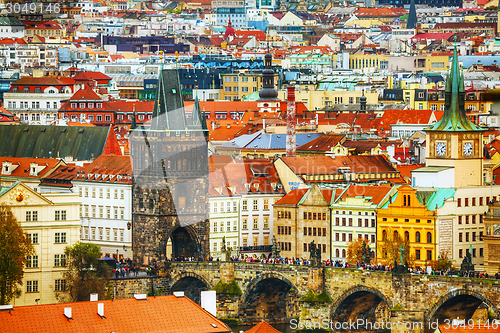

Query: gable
left=0, top=182, right=52, bottom=206
left=300, top=184, right=328, bottom=206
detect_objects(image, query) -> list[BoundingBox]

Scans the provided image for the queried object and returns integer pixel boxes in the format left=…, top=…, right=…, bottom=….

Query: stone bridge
left=112, top=262, right=500, bottom=332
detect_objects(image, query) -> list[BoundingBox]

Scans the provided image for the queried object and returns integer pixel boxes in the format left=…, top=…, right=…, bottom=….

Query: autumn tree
left=346, top=238, right=373, bottom=265
left=429, top=251, right=453, bottom=271
left=0, top=205, right=34, bottom=305
left=60, top=242, right=111, bottom=302
left=379, top=233, right=415, bottom=267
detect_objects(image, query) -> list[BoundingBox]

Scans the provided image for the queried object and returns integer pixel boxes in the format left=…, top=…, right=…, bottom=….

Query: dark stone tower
left=258, top=53, right=279, bottom=101
left=130, top=69, right=209, bottom=265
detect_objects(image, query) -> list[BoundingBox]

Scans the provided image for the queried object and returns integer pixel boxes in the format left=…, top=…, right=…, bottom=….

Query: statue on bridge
left=271, top=236, right=281, bottom=259
left=460, top=248, right=475, bottom=273
left=309, top=240, right=321, bottom=266
left=392, top=245, right=409, bottom=274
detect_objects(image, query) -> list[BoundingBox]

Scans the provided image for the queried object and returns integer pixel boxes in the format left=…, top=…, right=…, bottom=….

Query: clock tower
left=425, top=44, right=485, bottom=187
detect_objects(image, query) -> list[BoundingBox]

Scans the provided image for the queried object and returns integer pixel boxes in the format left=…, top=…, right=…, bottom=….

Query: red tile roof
left=279, top=155, right=398, bottom=181
left=0, top=295, right=231, bottom=333
left=297, top=133, right=346, bottom=152
left=209, top=159, right=284, bottom=196
left=10, top=76, right=75, bottom=87
left=244, top=321, right=283, bottom=333
left=379, top=109, right=434, bottom=130
left=354, top=7, right=406, bottom=17
left=0, top=157, right=63, bottom=179
left=338, top=184, right=392, bottom=204
left=275, top=188, right=309, bottom=205
left=72, top=71, right=112, bottom=82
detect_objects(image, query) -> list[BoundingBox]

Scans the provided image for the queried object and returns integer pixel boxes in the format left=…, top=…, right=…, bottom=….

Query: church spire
left=427, top=43, right=482, bottom=132
left=406, top=0, right=417, bottom=29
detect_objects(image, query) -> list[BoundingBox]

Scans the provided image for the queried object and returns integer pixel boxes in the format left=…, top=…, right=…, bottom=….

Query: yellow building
left=219, top=71, right=278, bottom=101
left=0, top=182, right=80, bottom=306
left=376, top=185, right=437, bottom=268
left=349, top=54, right=388, bottom=71
left=277, top=89, right=378, bottom=110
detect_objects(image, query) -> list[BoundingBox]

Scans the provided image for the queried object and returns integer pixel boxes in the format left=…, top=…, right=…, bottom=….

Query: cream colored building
left=276, top=89, right=378, bottom=110
left=0, top=182, right=80, bottom=306
left=435, top=186, right=500, bottom=270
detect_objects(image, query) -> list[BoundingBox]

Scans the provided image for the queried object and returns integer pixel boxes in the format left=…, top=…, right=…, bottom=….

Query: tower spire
left=426, top=42, right=481, bottom=132
left=407, top=0, right=417, bottom=30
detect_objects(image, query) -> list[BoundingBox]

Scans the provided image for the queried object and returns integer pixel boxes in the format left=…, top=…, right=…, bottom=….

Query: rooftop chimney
left=64, top=307, right=72, bottom=319
left=173, top=291, right=185, bottom=298
left=90, top=293, right=98, bottom=302
left=97, top=303, right=104, bottom=318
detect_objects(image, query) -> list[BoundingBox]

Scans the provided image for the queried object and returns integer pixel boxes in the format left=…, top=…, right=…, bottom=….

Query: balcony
left=239, top=245, right=272, bottom=253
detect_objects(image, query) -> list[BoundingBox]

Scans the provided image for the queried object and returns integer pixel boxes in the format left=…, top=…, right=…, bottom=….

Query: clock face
left=436, top=142, right=447, bottom=156
left=463, top=142, right=473, bottom=156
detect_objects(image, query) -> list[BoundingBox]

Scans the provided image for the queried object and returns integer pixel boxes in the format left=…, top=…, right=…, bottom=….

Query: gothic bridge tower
left=130, top=69, right=209, bottom=265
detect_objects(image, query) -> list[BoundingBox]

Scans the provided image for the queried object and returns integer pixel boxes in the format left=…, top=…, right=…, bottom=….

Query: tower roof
left=406, top=0, right=417, bottom=29
left=426, top=44, right=483, bottom=132
left=149, top=69, right=187, bottom=131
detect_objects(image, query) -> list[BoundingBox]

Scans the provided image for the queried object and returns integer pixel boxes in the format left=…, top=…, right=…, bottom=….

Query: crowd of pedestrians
left=110, top=256, right=500, bottom=280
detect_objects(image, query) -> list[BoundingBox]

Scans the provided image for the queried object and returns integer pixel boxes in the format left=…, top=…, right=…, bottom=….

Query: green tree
left=0, top=205, right=34, bottom=305
left=60, top=242, right=111, bottom=302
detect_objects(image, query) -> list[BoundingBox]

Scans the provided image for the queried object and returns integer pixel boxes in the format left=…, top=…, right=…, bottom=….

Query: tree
left=346, top=238, right=373, bottom=265
left=0, top=205, right=34, bottom=305
left=60, top=242, right=111, bottom=302
left=379, top=233, right=415, bottom=267
left=429, top=251, right=453, bottom=271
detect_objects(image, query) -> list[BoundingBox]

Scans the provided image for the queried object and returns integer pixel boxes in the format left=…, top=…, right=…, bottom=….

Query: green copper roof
left=0, top=125, right=112, bottom=160
left=426, top=44, right=483, bottom=132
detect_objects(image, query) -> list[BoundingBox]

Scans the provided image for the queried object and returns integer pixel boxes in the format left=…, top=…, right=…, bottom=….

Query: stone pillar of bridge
left=219, top=262, right=235, bottom=283
left=306, top=266, right=324, bottom=292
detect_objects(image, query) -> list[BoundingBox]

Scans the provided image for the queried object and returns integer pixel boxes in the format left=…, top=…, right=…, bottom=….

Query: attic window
left=171, top=89, right=177, bottom=94
left=71, top=103, right=77, bottom=109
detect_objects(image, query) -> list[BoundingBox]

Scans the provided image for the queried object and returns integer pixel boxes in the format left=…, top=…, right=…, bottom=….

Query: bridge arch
left=426, top=288, right=497, bottom=324
left=239, top=272, right=299, bottom=324
left=331, top=285, right=392, bottom=328
left=170, top=271, right=211, bottom=304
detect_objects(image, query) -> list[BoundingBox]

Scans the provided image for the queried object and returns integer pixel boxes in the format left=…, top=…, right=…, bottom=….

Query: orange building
left=376, top=185, right=438, bottom=268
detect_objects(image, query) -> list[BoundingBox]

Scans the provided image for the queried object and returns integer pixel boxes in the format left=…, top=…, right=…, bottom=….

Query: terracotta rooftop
left=297, top=133, right=346, bottom=152
left=279, top=155, right=398, bottom=179
left=0, top=295, right=231, bottom=333
left=0, top=157, right=63, bottom=179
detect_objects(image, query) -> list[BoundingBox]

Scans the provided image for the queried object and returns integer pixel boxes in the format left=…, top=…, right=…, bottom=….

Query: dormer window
left=71, top=103, right=77, bottom=109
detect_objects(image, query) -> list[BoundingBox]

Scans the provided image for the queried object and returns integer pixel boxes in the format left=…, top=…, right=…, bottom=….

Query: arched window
left=427, top=232, right=432, bottom=244
left=415, top=231, right=421, bottom=243
left=342, top=249, right=346, bottom=258
left=393, top=230, right=399, bottom=240
left=335, top=249, right=340, bottom=258
left=405, top=231, right=410, bottom=241
left=382, top=229, right=387, bottom=240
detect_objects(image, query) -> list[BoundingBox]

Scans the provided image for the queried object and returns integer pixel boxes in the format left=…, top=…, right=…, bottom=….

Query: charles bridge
left=112, top=262, right=500, bottom=332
